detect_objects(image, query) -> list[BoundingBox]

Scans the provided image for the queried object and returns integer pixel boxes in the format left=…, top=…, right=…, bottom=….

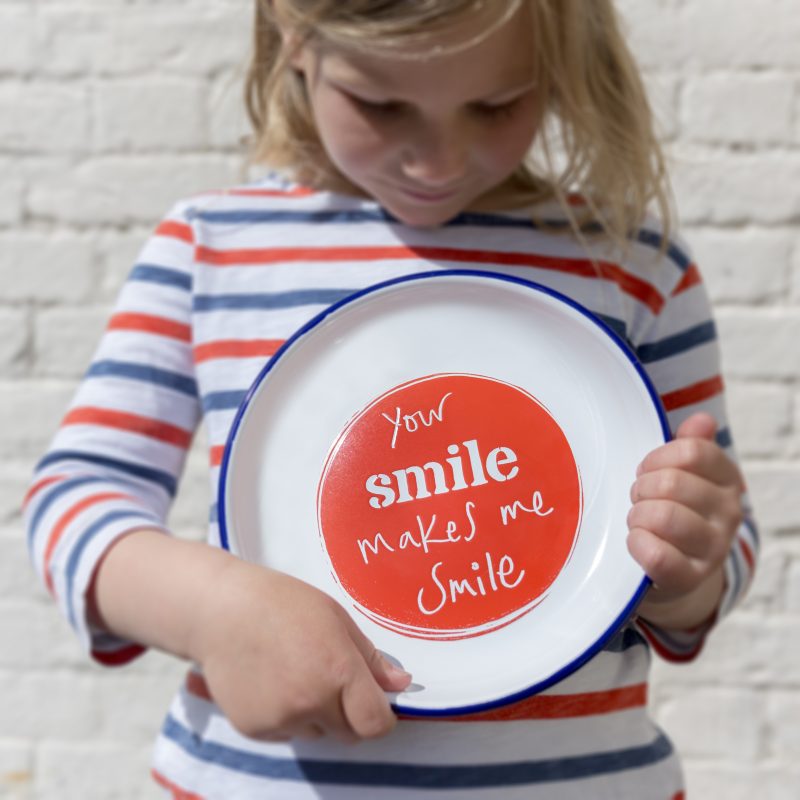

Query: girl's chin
left=384, top=205, right=463, bottom=228
left=379, top=191, right=474, bottom=228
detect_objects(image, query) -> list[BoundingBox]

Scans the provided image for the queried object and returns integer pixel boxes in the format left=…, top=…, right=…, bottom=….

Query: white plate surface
left=219, top=270, right=668, bottom=716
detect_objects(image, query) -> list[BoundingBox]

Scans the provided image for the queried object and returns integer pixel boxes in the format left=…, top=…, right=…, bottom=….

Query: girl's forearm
left=87, top=528, right=236, bottom=662
left=87, top=529, right=409, bottom=741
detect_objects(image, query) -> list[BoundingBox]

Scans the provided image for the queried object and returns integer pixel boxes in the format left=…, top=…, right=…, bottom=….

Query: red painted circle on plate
left=317, top=374, right=582, bottom=639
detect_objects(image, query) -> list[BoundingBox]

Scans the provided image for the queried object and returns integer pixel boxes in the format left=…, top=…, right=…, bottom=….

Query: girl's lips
left=397, top=185, right=462, bottom=203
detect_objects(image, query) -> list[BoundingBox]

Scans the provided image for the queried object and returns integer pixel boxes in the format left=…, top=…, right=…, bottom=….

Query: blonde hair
left=245, top=0, right=672, bottom=245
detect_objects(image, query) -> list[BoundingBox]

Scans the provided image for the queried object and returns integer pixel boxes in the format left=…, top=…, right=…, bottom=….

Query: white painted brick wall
left=683, top=74, right=796, bottom=145
left=1, top=1, right=797, bottom=797
left=93, top=79, right=209, bottom=153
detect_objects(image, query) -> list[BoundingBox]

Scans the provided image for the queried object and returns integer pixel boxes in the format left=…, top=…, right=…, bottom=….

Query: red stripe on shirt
left=151, top=769, right=205, bottom=800
left=195, top=245, right=665, bottom=314
left=183, top=670, right=645, bottom=721
left=193, top=339, right=285, bottom=364
left=22, top=474, right=66, bottom=509
left=671, top=264, right=702, bottom=295
left=640, top=631, right=704, bottom=663
left=222, top=186, right=317, bottom=198
left=740, top=538, right=756, bottom=572
left=43, top=491, right=133, bottom=593
left=108, top=312, right=192, bottom=342
left=186, top=670, right=212, bottom=700
left=209, top=445, right=224, bottom=467
left=637, top=618, right=708, bottom=664
left=155, top=220, right=194, bottom=244
left=402, top=683, right=648, bottom=722
left=62, top=406, right=193, bottom=448
left=660, top=375, right=724, bottom=411
left=91, top=643, right=146, bottom=666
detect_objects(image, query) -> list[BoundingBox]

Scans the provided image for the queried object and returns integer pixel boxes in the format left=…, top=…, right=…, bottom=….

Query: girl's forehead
left=314, top=1, right=528, bottom=59
left=312, top=1, right=534, bottom=91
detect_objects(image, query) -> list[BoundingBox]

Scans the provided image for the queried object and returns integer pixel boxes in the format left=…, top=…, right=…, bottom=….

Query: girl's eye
left=471, top=99, right=521, bottom=121
left=347, top=93, right=405, bottom=116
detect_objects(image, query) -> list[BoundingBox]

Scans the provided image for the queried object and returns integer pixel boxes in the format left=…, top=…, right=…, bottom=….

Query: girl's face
left=289, top=3, right=540, bottom=227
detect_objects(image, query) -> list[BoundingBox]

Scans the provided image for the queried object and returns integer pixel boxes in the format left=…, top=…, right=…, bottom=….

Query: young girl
left=25, top=0, right=757, bottom=797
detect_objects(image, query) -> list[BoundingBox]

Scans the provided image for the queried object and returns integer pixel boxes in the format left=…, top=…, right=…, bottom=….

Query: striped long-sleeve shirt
left=24, top=176, right=758, bottom=799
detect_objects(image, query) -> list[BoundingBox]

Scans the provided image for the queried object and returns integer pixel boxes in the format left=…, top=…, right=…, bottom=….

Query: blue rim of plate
left=217, top=268, right=671, bottom=717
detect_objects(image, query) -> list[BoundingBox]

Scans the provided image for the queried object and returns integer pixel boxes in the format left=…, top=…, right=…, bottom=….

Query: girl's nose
left=400, top=121, right=469, bottom=188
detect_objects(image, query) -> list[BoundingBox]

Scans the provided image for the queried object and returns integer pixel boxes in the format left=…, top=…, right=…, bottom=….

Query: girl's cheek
left=509, top=98, right=543, bottom=147
left=504, top=115, right=541, bottom=163
left=316, top=100, right=392, bottom=163
left=325, top=125, right=389, bottom=173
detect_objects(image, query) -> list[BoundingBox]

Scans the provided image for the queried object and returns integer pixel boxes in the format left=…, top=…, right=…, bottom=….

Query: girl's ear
left=282, top=31, right=308, bottom=73
left=270, top=0, right=307, bottom=73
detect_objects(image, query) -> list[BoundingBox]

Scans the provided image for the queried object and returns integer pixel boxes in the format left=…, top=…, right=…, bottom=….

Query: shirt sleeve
left=23, top=202, right=201, bottom=667
left=627, top=239, right=759, bottom=662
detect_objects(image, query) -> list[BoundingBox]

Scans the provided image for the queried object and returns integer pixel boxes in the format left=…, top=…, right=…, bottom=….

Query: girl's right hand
left=188, top=558, right=412, bottom=743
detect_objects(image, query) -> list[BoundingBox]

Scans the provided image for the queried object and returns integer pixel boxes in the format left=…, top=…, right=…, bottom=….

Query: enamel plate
left=218, top=270, right=669, bottom=716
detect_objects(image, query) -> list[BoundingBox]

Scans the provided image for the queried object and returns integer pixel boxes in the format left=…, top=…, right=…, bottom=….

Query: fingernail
left=379, top=650, right=410, bottom=677
left=386, top=661, right=411, bottom=679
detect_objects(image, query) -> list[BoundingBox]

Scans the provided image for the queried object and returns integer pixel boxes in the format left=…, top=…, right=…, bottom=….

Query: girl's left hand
left=627, top=412, right=745, bottom=628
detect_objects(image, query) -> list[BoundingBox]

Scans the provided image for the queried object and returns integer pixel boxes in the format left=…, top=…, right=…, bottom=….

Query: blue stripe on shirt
left=27, top=475, right=107, bottom=553
left=727, top=541, right=743, bottom=607
left=639, top=623, right=697, bottom=656
left=603, top=626, right=647, bottom=653
left=129, top=264, right=193, bottom=291
left=636, top=322, right=717, bottom=364
left=65, top=509, right=157, bottom=629
left=743, top=516, right=760, bottom=547
left=201, top=390, right=248, bottom=413
left=36, top=451, right=177, bottom=497
left=716, top=426, right=732, bottom=449
left=86, top=360, right=198, bottom=397
left=191, top=207, right=606, bottom=234
left=162, top=715, right=672, bottom=787
left=594, top=313, right=628, bottom=342
left=634, top=230, right=692, bottom=271
left=191, top=209, right=396, bottom=226
left=191, top=207, right=593, bottom=233
left=193, top=289, right=356, bottom=312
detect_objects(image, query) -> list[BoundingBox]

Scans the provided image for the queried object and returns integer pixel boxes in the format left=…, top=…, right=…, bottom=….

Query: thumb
left=367, top=648, right=413, bottom=693
left=344, top=614, right=412, bottom=692
left=674, top=411, right=717, bottom=442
